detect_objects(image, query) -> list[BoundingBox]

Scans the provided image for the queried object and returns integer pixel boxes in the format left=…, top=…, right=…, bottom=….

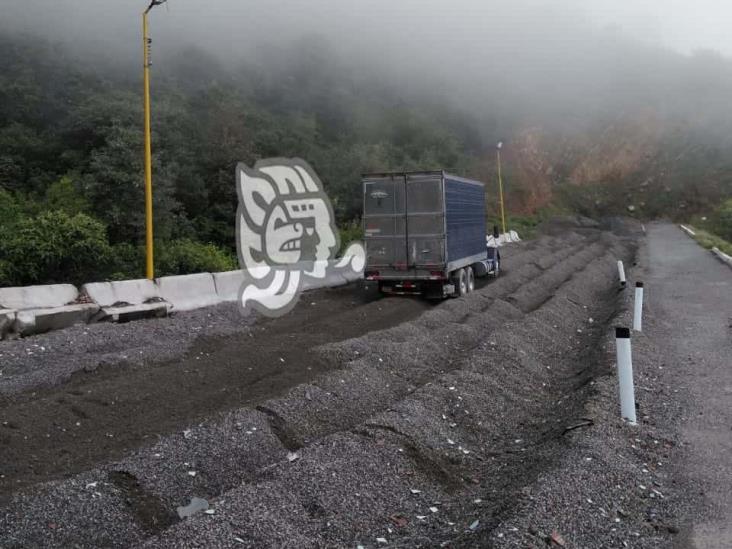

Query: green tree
left=1, top=211, right=113, bottom=285
left=712, top=199, right=732, bottom=241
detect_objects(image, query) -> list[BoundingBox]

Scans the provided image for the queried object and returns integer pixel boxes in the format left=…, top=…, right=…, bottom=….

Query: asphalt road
left=646, top=224, right=732, bottom=548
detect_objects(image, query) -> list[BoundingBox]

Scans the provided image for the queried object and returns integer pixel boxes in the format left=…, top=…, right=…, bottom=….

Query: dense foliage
left=0, top=34, right=478, bottom=286
left=1, top=32, right=731, bottom=287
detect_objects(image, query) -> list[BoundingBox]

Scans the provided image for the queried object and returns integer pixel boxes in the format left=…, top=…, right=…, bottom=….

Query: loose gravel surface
left=1, top=220, right=726, bottom=548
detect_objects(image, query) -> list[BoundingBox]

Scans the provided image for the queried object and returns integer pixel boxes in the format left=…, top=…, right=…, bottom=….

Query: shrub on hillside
left=1, top=211, right=113, bottom=286
left=711, top=199, right=732, bottom=242
left=156, top=239, right=238, bottom=276
left=338, top=220, right=364, bottom=256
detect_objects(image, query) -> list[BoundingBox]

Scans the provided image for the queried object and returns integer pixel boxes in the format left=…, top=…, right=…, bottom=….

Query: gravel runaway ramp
left=0, top=224, right=639, bottom=548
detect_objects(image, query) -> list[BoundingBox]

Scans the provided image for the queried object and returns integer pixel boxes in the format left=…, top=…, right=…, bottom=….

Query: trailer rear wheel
left=466, top=266, right=475, bottom=292
left=451, top=268, right=467, bottom=297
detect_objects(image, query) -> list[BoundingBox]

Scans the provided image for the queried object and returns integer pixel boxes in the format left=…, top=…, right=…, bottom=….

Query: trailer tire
left=451, top=268, right=467, bottom=297
left=466, top=266, right=475, bottom=292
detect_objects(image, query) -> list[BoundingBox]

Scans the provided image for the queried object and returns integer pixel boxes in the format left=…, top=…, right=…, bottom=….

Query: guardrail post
left=615, top=327, right=637, bottom=425
left=617, top=260, right=626, bottom=288
left=633, top=282, right=644, bottom=332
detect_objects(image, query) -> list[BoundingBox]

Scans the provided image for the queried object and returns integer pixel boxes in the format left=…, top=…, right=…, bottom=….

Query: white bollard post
left=615, top=327, right=637, bottom=425
left=633, top=282, right=644, bottom=332
left=617, top=260, right=626, bottom=288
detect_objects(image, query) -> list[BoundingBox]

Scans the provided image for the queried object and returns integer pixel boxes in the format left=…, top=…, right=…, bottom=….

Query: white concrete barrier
left=0, top=309, right=16, bottom=338
left=486, top=231, right=522, bottom=247
left=82, top=279, right=170, bottom=322
left=679, top=224, right=696, bottom=237
left=0, top=284, right=99, bottom=336
left=0, top=254, right=367, bottom=338
left=711, top=247, right=732, bottom=269
left=0, top=284, right=79, bottom=310
left=156, top=273, right=221, bottom=312
left=212, top=270, right=245, bottom=302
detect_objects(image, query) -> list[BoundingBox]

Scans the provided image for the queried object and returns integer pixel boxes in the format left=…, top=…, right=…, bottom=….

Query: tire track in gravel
left=0, top=284, right=432, bottom=499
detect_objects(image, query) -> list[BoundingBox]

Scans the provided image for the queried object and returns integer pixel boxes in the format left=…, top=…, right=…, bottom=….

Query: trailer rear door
left=363, top=175, right=407, bottom=268
left=406, top=173, right=445, bottom=268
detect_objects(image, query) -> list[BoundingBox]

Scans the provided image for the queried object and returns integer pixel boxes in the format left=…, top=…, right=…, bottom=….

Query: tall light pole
left=496, top=141, right=507, bottom=235
left=142, top=0, right=166, bottom=279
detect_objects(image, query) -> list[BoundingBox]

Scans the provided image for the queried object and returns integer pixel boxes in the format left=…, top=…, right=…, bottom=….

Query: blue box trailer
left=363, top=171, right=500, bottom=298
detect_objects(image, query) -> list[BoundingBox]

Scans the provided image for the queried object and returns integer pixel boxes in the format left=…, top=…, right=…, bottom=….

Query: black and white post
left=633, top=282, right=644, bottom=332
left=617, top=260, right=626, bottom=288
left=615, top=327, right=637, bottom=425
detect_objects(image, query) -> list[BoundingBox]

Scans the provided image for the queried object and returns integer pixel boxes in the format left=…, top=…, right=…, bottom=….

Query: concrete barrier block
left=679, top=224, right=696, bottom=237
left=213, top=270, right=245, bottom=302
left=14, top=304, right=99, bottom=336
left=712, top=247, right=732, bottom=269
left=0, top=309, right=16, bottom=338
left=98, top=302, right=169, bottom=323
left=156, top=273, right=221, bottom=312
left=0, top=284, right=79, bottom=310
left=83, top=279, right=163, bottom=307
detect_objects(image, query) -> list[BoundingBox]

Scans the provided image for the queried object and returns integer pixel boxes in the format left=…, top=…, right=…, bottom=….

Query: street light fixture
left=496, top=141, right=507, bottom=235
left=142, top=0, right=167, bottom=279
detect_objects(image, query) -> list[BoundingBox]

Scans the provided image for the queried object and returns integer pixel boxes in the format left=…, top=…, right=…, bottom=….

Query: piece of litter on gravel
left=376, top=537, right=388, bottom=544
left=462, top=449, right=470, bottom=454
left=447, top=438, right=455, bottom=445
left=449, top=386, right=456, bottom=390
left=204, top=509, right=215, bottom=515
left=183, top=429, right=192, bottom=439
left=176, top=497, right=209, bottom=519
left=473, top=499, right=482, bottom=504
left=279, top=357, right=285, bottom=363
left=85, top=482, right=98, bottom=489
left=549, top=530, right=566, bottom=546
left=469, top=520, right=480, bottom=530
left=429, top=507, right=439, bottom=513
left=187, top=471, right=197, bottom=477
left=416, top=515, right=427, bottom=520
left=389, top=514, right=408, bottom=528
left=234, top=537, right=245, bottom=544
left=287, top=451, right=300, bottom=462
left=410, top=489, right=421, bottom=494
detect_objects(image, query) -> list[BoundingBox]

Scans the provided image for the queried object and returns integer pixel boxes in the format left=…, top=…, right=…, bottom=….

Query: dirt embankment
left=0, top=223, right=644, bottom=548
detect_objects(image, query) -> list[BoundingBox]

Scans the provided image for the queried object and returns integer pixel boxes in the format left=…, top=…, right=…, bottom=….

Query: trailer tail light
left=365, top=270, right=380, bottom=280
left=429, top=270, right=445, bottom=280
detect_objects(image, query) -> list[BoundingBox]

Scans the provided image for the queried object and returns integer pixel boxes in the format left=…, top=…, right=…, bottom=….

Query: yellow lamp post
left=496, top=141, right=507, bottom=235
left=142, top=0, right=166, bottom=279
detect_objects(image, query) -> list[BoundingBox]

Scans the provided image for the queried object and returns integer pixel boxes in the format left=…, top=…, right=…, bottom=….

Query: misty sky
left=3, top=0, right=732, bottom=58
